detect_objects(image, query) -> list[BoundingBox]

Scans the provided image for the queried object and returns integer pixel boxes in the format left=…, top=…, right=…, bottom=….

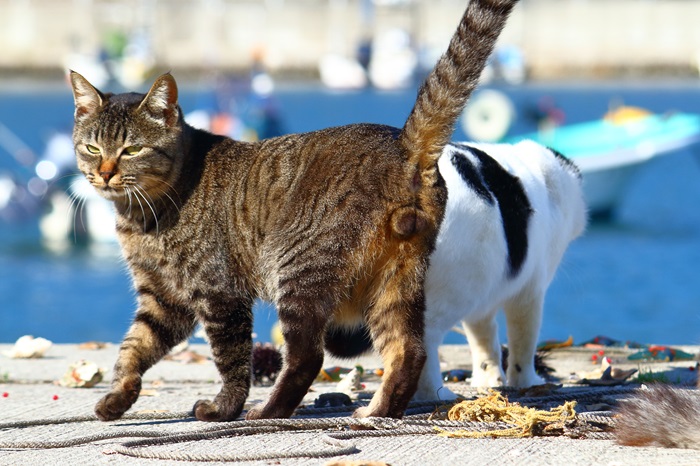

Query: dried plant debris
left=78, top=341, right=108, bottom=350
left=575, top=358, right=637, bottom=386
left=537, top=335, right=574, bottom=351
left=57, top=360, right=105, bottom=388
left=3, top=335, right=52, bottom=359
left=164, top=347, right=211, bottom=364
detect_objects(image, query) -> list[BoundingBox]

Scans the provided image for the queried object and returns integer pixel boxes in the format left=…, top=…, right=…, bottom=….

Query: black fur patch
left=548, top=146, right=581, bottom=179
left=324, top=325, right=373, bottom=358
left=449, top=150, right=493, bottom=204
left=455, top=144, right=533, bottom=277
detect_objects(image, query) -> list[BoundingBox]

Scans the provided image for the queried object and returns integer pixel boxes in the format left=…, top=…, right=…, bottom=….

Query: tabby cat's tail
left=401, top=0, right=518, bottom=175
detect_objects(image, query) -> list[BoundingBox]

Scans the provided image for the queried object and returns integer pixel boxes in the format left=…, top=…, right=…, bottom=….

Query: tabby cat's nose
left=99, top=160, right=118, bottom=184
left=100, top=170, right=116, bottom=183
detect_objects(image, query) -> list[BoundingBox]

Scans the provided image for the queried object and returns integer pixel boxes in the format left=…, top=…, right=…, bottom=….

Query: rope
left=0, top=410, right=193, bottom=429
left=0, top=388, right=624, bottom=461
left=431, top=389, right=578, bottom=439
left=109, top=434, right=359, bottom=462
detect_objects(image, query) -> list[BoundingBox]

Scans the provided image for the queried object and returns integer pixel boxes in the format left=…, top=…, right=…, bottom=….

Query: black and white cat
left=325, top=138, right=586, bottom=396
left=413, top=140, right=587, bottom=399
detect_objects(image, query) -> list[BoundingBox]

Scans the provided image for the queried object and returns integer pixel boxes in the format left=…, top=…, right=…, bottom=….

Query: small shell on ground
left=3, top=335, right=52, bottom=359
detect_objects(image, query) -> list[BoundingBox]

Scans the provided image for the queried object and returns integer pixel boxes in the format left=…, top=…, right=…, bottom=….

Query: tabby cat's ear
left=69, top=71, right=105, bottom=121
left=138, top=73, right=180, bottom=127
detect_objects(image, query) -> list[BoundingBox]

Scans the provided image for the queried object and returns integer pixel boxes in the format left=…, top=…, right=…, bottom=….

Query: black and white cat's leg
left=193, top=295, right=253, bottom=421
left=245, top=283, right=331, bottom=420
left=503, top=288, right=545, bottom=387
left=414, top=328, right=457, bottom=401
left=462, top=310, right=505, bottom=387
left=95, top=290, right=196, bottom=421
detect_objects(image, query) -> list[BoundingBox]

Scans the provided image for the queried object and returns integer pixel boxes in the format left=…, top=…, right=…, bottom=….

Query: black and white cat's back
left=416, top=140, right=586, bottom=399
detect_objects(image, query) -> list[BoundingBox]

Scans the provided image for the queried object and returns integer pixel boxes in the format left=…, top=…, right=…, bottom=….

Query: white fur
left=414, top=140, right=587, bottom=400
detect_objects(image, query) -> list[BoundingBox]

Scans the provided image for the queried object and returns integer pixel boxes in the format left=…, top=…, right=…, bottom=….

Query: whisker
left=153, top=186, right=180, bottom=214
left=131, top=186, right=148, bottom=233
left=160, top=189, right=180, bottom=213
left=136, top=185, right=160, bottom=236
left=67, top=191, right=87, bottom=244
left=133, top=185, right=159, bottom=235
left=139, top=175, right=182, bottom=213
left=140, top=175, right=182, bottom=203
left=70, top=180, right=88, bottom=243
left=125, top=187, right=134, bottom=218
left=65, top=192, right=81, bottom=243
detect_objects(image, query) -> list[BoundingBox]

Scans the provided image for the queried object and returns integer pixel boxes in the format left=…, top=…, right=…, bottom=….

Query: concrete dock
left=1, top=342, right=700, bottom=465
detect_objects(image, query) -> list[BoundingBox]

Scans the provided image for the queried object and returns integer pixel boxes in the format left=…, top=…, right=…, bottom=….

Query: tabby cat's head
left=69, top=71, right=185, bottom=203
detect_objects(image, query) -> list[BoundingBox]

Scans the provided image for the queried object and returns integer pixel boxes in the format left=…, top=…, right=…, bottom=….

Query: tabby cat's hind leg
left=462, top=311, right=505, bottom=387
left=503, top=290, right=545, bottom=387
left=245, top=294, right=329, bottom=420
left=354, top=265, right=427, bottom=419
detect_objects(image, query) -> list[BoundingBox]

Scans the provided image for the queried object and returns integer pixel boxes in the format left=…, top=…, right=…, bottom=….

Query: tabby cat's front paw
left=352, top=406, right=373, bottom=418
left=244, top=405, right=265, bottom=420
left=193, top=398, right=244, bottom=422
left=95, top=388, right=140, bottom=421
left=244, top=402, right=295, bottom=420
left=352, top=403, right=402, bottom=419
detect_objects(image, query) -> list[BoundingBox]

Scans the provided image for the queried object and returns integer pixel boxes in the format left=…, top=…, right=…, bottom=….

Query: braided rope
left=110, top=434, right=359, bottom=462
left=0, top=410, right=193, bottom=429
left=0, top=388, right=624, bottom=461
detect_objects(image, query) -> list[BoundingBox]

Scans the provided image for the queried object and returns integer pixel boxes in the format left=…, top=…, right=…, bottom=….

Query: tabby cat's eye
left=124, top=145, right=143, bottom=156
left=86, top=144, right=100, bottom=155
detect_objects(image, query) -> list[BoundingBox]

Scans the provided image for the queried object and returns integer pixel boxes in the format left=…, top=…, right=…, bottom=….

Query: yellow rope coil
left=435, top=389, right=577, bottom=439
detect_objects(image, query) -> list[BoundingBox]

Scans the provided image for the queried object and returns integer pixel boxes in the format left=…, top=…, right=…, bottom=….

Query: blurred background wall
left=0, top=0, right=699, bottom=81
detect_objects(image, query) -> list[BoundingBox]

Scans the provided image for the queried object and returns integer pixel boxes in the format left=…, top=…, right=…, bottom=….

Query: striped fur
left=69, top=0, right=518, bottom=422
left=401, top=0, right=517, bottom=179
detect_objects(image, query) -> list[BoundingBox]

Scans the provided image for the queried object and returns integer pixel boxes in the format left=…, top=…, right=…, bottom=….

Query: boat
left=461, top=89, right=700, bottom=218
left=508, top=108, right=700, bottom=218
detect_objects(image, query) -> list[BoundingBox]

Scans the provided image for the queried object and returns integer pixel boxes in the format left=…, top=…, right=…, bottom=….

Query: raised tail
left=401, top=0, right=519, bottom=175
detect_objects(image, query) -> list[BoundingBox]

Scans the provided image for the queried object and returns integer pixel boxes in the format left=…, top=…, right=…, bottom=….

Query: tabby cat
left=70, top=0, right=519, bottom=422
left=327, top=140, right=586, bottom=398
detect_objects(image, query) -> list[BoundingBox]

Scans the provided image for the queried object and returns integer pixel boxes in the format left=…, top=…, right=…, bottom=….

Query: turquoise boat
left=509, top=110, right=700, bottom=217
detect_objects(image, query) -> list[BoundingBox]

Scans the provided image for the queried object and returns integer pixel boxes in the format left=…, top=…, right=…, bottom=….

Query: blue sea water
left=1, top=79, right=700, bottom=346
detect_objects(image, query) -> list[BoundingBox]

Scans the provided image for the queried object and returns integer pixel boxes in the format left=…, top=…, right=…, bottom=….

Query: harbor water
left=1, top=79, right=700, bottom=346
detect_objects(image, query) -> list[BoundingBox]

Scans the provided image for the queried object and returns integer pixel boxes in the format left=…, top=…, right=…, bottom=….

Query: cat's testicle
left=70, top=0, right=520, bottom=422
left=415, top=140, right=586, bottom=399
